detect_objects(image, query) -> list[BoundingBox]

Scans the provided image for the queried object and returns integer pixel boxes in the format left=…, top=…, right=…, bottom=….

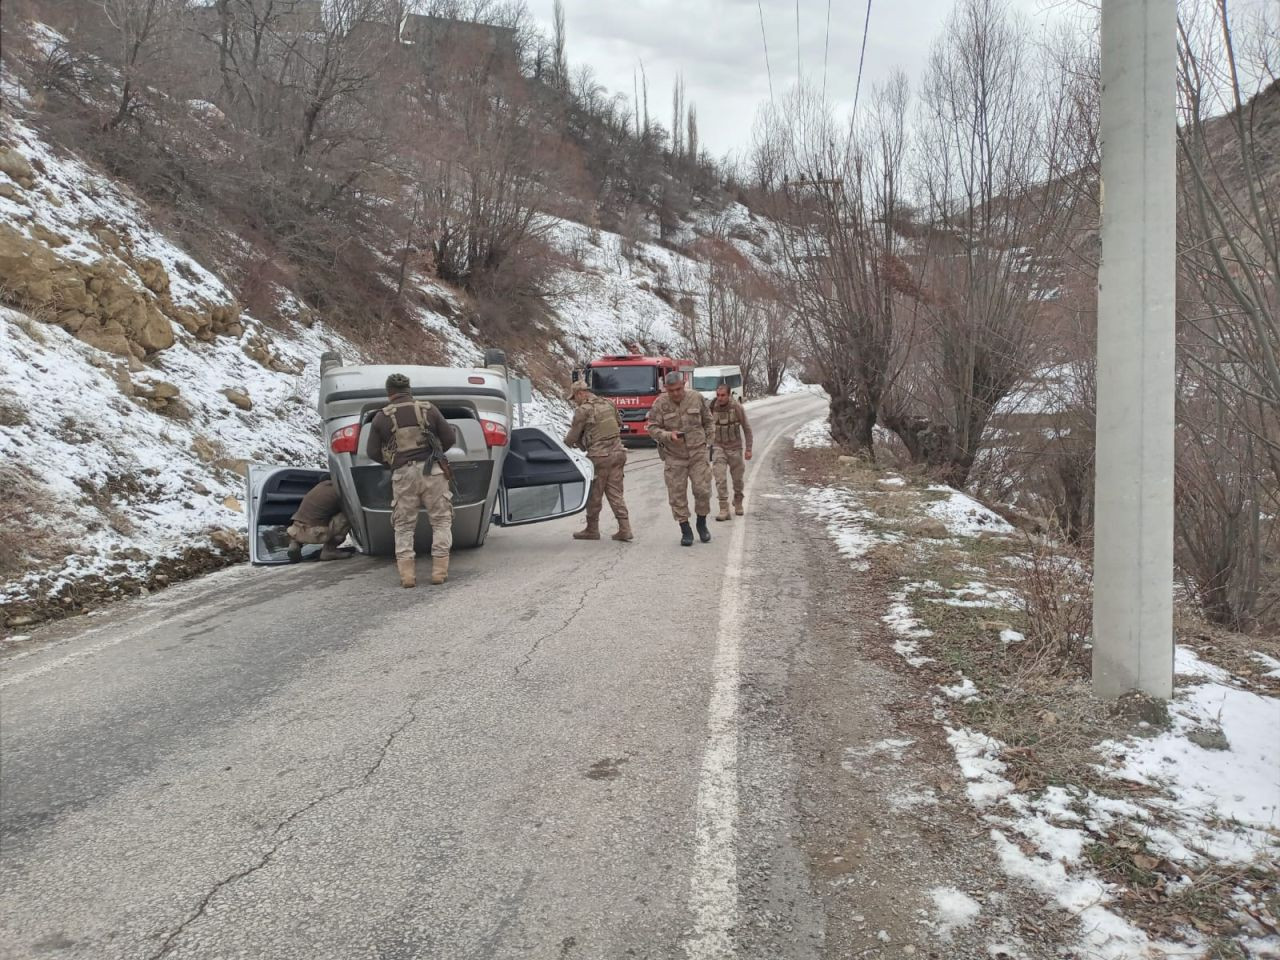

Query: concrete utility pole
left=1092, top=0, right=1177, bottom=699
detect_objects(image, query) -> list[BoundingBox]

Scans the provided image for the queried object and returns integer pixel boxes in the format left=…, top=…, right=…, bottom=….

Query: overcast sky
left=525, top=0, right=1075, bottom=160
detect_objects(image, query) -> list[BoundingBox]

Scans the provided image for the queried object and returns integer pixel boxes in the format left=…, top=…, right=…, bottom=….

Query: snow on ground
left=924, top=486, right=1015, bottom=537
left=798, top=486, right=884, bottom=570
left=929, top=886, right=982, bottom=940
left=884, top=587, right=937, bottom=668
left=1103, top=652, right=1280, bottom=860
left=793, top=417, right=834, bottom=449
left=0, top=304, right=357, bottom=608
left=993, top=362, right=1089, bottom=418
left=545, top=217, right=687, bottom=360
left=804, top=464, right=1280, bottom=958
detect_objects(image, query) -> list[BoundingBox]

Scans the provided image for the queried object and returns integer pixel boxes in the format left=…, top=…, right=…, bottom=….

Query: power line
left=756, top=0, right=774, bottom=103
left=822, top=0, right=833, bottom=104
left=852, top=0, right=873, bottom=114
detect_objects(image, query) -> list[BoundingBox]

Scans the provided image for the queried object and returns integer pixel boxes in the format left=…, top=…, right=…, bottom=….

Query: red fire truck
left=580, top=354, right=694, bottom=444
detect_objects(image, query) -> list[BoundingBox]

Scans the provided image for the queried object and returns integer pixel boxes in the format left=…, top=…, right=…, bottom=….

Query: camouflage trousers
left=287, top=512, right=350, bottom=547
left=587, top=449, right=629, bottom=524
left=391, top=461, right=453, bottom=560
left=711, top=446, right=746, bottom=505
left=663, top=450, right=713, bottom=522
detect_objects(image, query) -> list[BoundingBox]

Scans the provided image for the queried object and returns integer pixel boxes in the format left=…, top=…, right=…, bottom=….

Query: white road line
left=684, top=425, right=789, bottom=959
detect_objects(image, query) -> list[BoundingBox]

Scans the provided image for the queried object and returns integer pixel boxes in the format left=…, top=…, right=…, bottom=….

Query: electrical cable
left=852, top=0, right=873, bottom=114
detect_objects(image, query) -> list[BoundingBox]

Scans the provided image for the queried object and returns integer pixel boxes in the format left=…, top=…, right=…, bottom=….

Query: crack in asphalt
left=146, top=703, right=421, bottom=959
left=512, top=549, right=627, bottom=679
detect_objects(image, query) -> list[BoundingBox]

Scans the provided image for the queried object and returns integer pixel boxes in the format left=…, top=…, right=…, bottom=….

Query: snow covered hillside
left=0, top=107, right=775, bottom=629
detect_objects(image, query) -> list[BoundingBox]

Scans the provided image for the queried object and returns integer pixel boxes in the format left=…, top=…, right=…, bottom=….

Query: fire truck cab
left=579, top=354, right=694, bottom=445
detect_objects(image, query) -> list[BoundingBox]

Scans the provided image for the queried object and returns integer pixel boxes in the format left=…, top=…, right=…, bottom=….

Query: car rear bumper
left=359, top=499, right=490, bottom=554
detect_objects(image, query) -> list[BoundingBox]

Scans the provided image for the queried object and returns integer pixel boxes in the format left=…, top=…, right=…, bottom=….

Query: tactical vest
left=584, top=398, right=621, bottom=446
left=711, top=402, right=742, bottom=445
left=380, top=398, right=440, bottom=467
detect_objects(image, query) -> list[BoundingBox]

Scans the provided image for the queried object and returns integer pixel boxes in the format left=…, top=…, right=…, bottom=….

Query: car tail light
left=481, top=418, right=508, bottom=447
left=330, top=424, right=360, bottom=454
left=468, top=376, right=485, bottom=384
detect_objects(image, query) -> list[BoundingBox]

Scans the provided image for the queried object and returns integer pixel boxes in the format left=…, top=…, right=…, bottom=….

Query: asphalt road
left=0, top=391, right=829, bottom=960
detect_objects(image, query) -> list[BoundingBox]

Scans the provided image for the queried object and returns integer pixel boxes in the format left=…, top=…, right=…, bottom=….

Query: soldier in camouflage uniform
left=365, top=373, right=457, bottom=588
left=285, top=478, right=351, bottom=562
left=708, top=384, right=754, bottom=521
left=645, top=371, right=714, bottom=546
left=564, top=379, right=633, bottom=542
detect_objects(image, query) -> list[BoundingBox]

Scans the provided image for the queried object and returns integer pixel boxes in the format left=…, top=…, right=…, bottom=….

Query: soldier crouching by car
left=365, top=373, right=458, bottom=588
left=286, top=477, right=351, bottom=562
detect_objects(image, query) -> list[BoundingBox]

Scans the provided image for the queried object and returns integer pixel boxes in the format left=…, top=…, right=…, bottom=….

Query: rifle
left=424, top=430, right=459, bottom=496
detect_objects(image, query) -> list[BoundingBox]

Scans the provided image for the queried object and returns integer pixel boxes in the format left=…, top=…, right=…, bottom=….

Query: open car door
left=494, top=427, right=594, bottom=527
left=245, top=465, right=331, bottom=564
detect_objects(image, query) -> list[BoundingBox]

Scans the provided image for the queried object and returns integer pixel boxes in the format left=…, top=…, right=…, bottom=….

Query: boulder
left=32, top=224, right=68, bottom=247
left=0, top=224, right=59, bottom=303
left=134, top=257, right=170, bottom=295
left=908, top=519, right=950, bottom=540
left=209, top=528, right=243, bottom=552
left=191, top=436, right=219, bottom=462
left=222, top=496, right=242, bottom=513
left=74, top=327, right=132, bottom=357
left=0, top=183, right=22, bottom=202
left=223, top=388, right=252, bottom=411
left=56, top=310, right=89, bottom=333
left=150, top=381, right=181, bottom=399
left=0, top=147, right=34, bottom=183
left=93, top=227, right=122, bottom=251
left=213, top=457, right=248, bottom=478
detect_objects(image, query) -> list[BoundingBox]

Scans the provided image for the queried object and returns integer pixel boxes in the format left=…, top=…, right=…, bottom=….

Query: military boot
left=611, top=522, right=634, bottom=542
left=734, top=496, right=745, bottom=517
left=696, top=515, right=712, bottom=543
left=318, top=540, right=349, bottom=561
left=716, top=500, right=731, bottom=522
left=573, top=520, right=602, bottom=540
left=287, top=540, right=304, bottom=563
left=430, top=555, right=449, bottom=585
left=397, top=557, right=416, bottom=588
left=679, top=521, right=694, bottom=547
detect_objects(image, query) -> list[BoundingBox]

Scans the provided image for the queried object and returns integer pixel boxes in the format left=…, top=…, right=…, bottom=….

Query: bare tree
left=551, top=0, right=566, bottom=91
left=680, top=232, right=768, bottom=393
left=759, top=290, right=794, bottom=395
left=885, top=0, right=1079, bottom=486
left=94, top=0, right=187, bottom=128
left=1171, top=1, right=1280, bottom=628
left=766, top=76, right=912, bottom=452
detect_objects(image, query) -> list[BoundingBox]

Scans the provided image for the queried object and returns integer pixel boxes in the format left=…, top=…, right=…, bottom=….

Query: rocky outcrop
left=0, top=224, right=173, bottom=357
left=0, top=222, right=250, bottom=357
left=0, top=146, right=37, bottom=188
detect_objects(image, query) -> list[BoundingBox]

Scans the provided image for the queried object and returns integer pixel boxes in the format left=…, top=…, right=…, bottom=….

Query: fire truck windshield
left=588, top=365, right=659, bottom=396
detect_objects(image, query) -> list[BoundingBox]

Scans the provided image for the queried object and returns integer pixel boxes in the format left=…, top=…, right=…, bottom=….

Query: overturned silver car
left=246, top=350, right=592, bottom=563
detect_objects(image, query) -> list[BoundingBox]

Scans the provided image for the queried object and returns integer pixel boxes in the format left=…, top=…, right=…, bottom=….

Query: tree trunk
left=825, top=383, right=875, bottom=455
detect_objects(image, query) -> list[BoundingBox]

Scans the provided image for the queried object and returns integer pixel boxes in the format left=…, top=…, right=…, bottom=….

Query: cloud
left=526, top=0, right=1069, bottom=155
